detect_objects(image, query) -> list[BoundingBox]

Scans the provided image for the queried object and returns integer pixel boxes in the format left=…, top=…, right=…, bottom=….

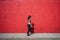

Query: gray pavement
left=0, top=38, right=60, bottom=40
left=0, top=33, right=60, bottom=40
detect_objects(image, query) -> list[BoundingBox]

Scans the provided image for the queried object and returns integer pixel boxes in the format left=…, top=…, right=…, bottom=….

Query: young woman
left=27, top=15, right=32, bottom=36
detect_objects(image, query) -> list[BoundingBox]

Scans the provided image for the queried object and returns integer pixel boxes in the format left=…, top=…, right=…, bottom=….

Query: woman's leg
left=27, top=29, right=30, bottom=36
left=27, top=24, right=31, bottom=36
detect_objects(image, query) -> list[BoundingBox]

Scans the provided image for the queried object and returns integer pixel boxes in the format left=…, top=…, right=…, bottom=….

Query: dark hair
left=28, top=15, right=31, bottom=20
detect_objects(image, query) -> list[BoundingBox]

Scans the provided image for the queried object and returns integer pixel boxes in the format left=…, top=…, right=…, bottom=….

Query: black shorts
left=27, top=24, right=31, bottom=31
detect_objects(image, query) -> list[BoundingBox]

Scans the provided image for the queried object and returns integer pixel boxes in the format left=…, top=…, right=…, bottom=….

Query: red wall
left=0, top=0, right=60, bottom=33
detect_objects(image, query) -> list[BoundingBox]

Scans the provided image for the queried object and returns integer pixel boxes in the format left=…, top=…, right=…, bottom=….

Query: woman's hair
left=28, top=15, right=31, bottom=20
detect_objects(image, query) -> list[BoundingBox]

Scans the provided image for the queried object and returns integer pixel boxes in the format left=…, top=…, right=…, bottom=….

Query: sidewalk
left=0, top=33, right=60, bottom=38
left=0, top=38, right=60, bottom=40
